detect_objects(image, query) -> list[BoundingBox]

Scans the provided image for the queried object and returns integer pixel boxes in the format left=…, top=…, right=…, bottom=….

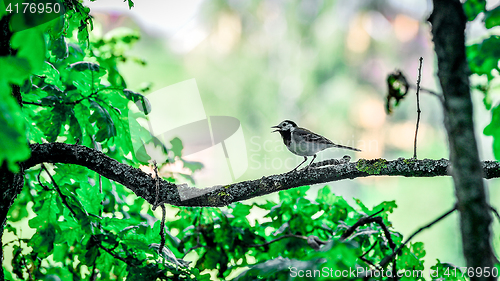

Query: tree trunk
left=0, top=165, right=24, bottom=281
left=429, top=0, right=495, bottom=278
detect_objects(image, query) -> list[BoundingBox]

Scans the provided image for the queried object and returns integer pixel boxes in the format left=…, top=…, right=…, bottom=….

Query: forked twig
left=414, top=57, right=423, bottom=159
left=159, top=204, right=166, bottom=255
left=379, top=205, right=457, bottom=268
left=41, top=164, right=77, bottom=217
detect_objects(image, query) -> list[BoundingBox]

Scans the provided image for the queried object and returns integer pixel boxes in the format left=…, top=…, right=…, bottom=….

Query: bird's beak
left=271, top=125, right=280, bottom=133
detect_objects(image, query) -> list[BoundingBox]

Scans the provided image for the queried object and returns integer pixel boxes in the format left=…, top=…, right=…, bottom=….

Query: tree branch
left=24, top=143, right=500, bottom=208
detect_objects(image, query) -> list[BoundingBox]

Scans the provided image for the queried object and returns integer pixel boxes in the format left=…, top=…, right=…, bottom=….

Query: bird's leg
left=290, top=156, right=308, bottom=173
left=305, top=154, right=317, bottom=170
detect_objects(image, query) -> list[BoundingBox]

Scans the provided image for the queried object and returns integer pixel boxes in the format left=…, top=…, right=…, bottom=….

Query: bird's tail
left=333, top=144, right=361, bottom=152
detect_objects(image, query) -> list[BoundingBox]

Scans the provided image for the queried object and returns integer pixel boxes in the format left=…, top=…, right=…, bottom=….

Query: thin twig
left=368, top=209, right=384, bottom=218
left=361, top=240, right=378, bottom=258
left=413, top=57, right=423, bottom=159
left=22, top=86, right=122, bottom=107
left=182, top=217, right=205, bottom=259
left=41, top=164, right=77, bottom=217
left=159, top=204, right=166, bottom=255
left=360, top=257, right=381, bottom=272
left=490, top=206, right=500, bottom=224
left=379, top=205, right=457, bottom=268
left=360, top=241, right=383, bottom=271
left=98, top=243, right=136, bottom=267
left=37, top=168, right=50, bottom=191
left=153, top=160, right=160, bottom=209
left=408, top=84, right=442, bottom=100
left=98, top=174, right=103, bottom=216
left=182, top=244, right=207, bottom=259
left=18, top=239, right=34, bottom=281
left=340, top=209, right=387, bottom=242
left=340, top=209, right=398, bottom=276
left=22, top=101, right=44, bottom=106
left=90, top=262, right=97, bottom=281
left=247, top=234, right=306, bottom=248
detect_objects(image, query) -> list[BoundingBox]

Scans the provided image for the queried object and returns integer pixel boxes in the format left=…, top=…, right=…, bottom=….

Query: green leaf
left=354, top=198, right=370, bottom=213
left=125, top=0, right=134, bottom=9
left=84, top=243, right=99, bottom=264
left=28, top=195, right=60, bottom=257
left=66, top=62, right=106, bottom=95
left=372, top=200, right=397, bottom=214
left=0, top=56, right=31, bottom=85
left=77, top=19, right=90, bottom=49
left=35, top=106, right=64, bottom=142
left=11, top=28, right=45, bottom=73
left=29, top=194, right=60, bottom=229
left=36, top=62, right=64, bottom=90
left=467, top=36, right=500, bottom=79
left=430, top=259, right=468, bottom=281
left=20, top=78, right=32, bottom=94
left=49, top=36, right=69, bottom=59
left=0, top=85, right=30, bottom=172
left=68, top=61, right=104, bottom=72
left=463, top=0, right=486, bottom=21
left=57, top=219, right=81, bottom=245
left=5, top=223, right=17, bottom=236
left=412, top=242, right=426, bottom=259
left=484, top=5, right=500, bottom=29
left=123, top=89, right=151, bottom=114
left=28, top=224, right=56, bottom=257
left=76, top=182, right=104, bottom=215
left=279, top=185, right=309, bottom=203
left=231, top=203, right=252, bottom=217
left=107, top=65, right=127, bottom=88
left=68, top=108, right=83, bottom=141
left=170, top=137, right=184, bottom=158
left=96, top=251, right=115, bottom=274
left=0, top=1, right=6, bottom=18
left=316, top=185, right=334, bottom=204
left=396, top=244, right=424, bottom=272
left=484, top=104, right=500, bottom=160
left=52, top=243, right=69, bottom=262
left=88, top=100, right=117, bottom=142
left=127, top=264, right=160, bottom=281
left=182, top=159, right=204, bottom=173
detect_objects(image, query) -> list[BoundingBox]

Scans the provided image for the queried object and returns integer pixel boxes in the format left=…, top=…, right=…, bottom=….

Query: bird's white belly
left=288, top=139, right=325, bottom=156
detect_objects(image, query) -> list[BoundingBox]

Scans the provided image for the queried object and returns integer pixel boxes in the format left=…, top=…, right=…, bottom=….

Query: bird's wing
left=294, top=127, right=361, bottom=151
left=294, top=127, right=334, bottom=145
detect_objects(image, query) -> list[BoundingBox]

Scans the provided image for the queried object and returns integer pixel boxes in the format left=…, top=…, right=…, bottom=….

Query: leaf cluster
left=164, top=185, right=425, bottom=280
left=463, top=0, right=500, bottom=160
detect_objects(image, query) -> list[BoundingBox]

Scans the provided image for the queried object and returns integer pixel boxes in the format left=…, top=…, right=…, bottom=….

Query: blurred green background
left=78, top=0, right=500, bottom=277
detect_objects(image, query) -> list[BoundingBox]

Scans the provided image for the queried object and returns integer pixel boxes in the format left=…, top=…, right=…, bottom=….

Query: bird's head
left=271, top=120, right=297, bottom=133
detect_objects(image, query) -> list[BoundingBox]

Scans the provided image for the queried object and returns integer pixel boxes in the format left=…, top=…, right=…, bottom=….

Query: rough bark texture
left=429, top=0, right=495, bottom=277
left=1, top=13, right=19, bottom=281
left=0, top=165, right=24, bottom=281
left=23, top=143, right=500, bottom=209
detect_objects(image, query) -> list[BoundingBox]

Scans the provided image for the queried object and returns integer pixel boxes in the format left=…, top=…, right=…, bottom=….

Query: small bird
left=272, top=120, right=361, bottom=172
